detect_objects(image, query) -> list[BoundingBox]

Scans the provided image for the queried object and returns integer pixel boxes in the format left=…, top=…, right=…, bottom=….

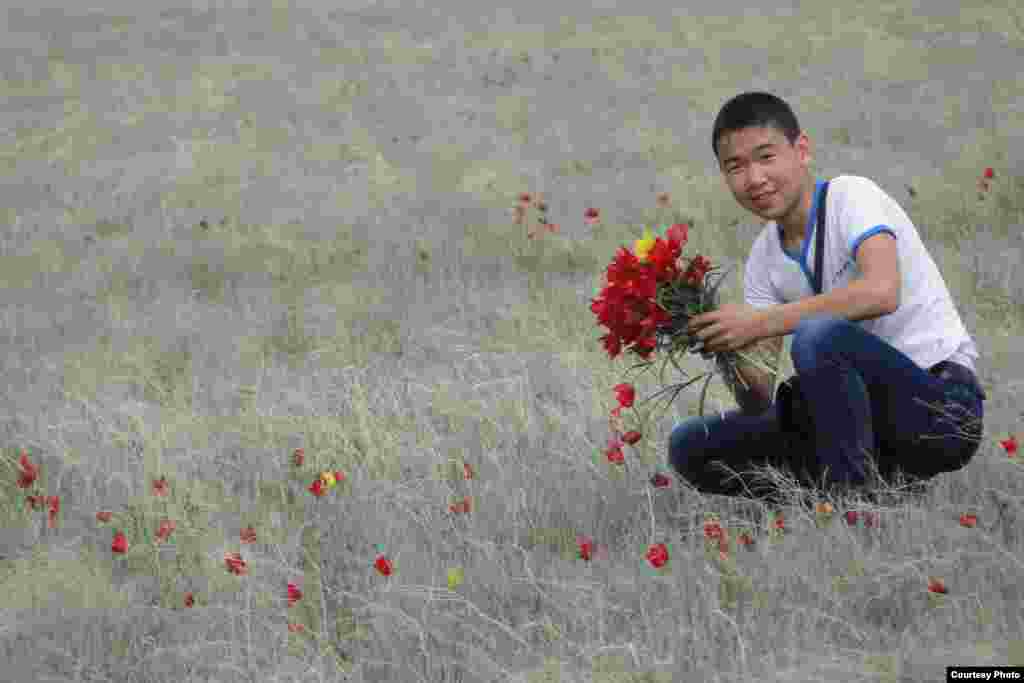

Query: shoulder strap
left=813, top=181, right=829, bottom=295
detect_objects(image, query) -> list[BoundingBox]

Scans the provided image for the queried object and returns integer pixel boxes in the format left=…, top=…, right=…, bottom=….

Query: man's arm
left=731, top=335, right=784, bottom=416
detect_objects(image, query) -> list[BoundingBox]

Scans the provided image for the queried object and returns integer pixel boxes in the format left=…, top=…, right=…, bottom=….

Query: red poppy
left=650, top=472, right=671, bottom=488
left=646, top=542, right=669, bottom=569
left=374, top=555, right=393, bottom=576
left=959, top=513, right=977, bottom=528
left=288, top=622, right=305, bottom=633
left=928, top=576, right=947, bottom=594
left=184, top=592, right=195, bottom=607
left=448, top=496, right=472, bottom=514
left=309, top=478, right=325, bottom=497
left=703, top=519, right=724, bottom=541
left=578, top=536, right=594, bottom=561
left=287, top=582, right=303, bottom=606
left=845, top=510, right=859, bottom=526
left=518, top=192, right=532, bottom=206
left=46, top=496, right=59, bottom=528
left=240, top=526, right=257, bottom=544
left=983, top=167, right=994, bottom=179
left=152, top=476, right=169, bottom=497
left=96, top=510, right=113, bottom=523
left=605, top=441, right=625, bottom=465
left=17, top=451, right=38, bottom=489
left=292, top=448, right=304, bottom=467
left=584, top=207, right=600, bottom=225
left=225, top=552, right=248, bottom=576
left=156, top=519, right=176, bottom=542
left=621, top=430, right=642, bottom=445
left=1000, top=435, right=1018, bottom=456
left=112, top=531, right=129, bottom=554
left=334, top=470, right=346, bottom=485
left=772, top=513, right=785, bottom=531
left=613, top=383, right=635, bottom=408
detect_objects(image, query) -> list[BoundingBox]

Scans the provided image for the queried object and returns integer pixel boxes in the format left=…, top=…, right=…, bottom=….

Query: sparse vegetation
left=1, top=4, right=1022, bottom=683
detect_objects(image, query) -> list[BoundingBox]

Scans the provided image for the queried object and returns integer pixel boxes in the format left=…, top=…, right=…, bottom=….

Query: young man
left=668, top=91, right=987, bottom=506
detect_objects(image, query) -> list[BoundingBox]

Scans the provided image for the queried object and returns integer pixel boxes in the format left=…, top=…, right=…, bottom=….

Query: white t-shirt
left=744, top=175, right=980, bottom=374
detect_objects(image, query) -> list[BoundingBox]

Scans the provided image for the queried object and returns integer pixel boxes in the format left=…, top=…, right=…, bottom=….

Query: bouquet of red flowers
left=591, top=222, right=780, bottom=469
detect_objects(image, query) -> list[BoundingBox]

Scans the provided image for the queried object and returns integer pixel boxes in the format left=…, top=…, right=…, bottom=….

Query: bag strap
left=813, top=181, right=830, bottom=295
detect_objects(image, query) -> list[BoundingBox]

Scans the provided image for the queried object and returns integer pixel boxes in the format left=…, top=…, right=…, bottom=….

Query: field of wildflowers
left=1, top=2, right=1023, bottom=681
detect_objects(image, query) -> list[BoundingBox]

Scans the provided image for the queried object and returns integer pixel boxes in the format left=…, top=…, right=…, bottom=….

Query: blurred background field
left=1, top=1, right=1023, bottom=681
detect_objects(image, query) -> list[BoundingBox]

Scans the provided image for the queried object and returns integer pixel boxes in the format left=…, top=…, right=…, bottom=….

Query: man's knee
left=667, top=418, right=712, bottom=478
left=791, top=314, right=845, bottom=363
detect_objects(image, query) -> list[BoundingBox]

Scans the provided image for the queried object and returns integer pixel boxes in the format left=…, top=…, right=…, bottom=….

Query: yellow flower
left=320, top=471, right=337, bottom=489
left=634, top=228, right=656, bottom=262
left=447, top=567, right=464, bottom=590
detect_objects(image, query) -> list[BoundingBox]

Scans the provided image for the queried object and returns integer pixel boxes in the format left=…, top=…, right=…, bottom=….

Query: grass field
left=1, top=1, right=1023, bottom=681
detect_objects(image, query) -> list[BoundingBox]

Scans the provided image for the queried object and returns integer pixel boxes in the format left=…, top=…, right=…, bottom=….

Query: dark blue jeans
left=668, top=314, right=986, bottom=501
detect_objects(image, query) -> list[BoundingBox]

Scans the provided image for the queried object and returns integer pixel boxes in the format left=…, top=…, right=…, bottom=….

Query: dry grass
left=1, top=3, right=1023, bottom=682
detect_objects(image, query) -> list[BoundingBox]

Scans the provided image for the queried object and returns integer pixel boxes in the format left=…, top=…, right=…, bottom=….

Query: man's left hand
left=687, top=303, right=766, bottom=354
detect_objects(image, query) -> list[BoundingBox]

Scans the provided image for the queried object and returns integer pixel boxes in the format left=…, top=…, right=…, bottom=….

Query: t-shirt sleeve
left=744, top=235, right=782, bottom=309
left=837, top=177, right=899, bottom=259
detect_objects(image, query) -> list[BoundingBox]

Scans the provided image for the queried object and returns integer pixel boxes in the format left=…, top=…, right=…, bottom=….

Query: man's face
left=716, top=126, right=813, bottom=224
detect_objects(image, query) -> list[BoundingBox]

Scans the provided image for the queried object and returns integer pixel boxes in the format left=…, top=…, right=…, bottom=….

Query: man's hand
left=687, top=303, right=766, bottom=354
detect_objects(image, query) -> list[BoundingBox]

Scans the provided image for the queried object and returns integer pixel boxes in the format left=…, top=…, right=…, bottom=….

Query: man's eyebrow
left=721, top=144, right=776, bottom=166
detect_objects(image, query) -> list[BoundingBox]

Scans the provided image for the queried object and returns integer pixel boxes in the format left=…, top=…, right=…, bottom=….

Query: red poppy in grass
left=704, top=519, right=724, bottom=541
left=25, top=494, right=44, bottom=511
left=152, top=476, right=169, bottom=497
left=96, top=510, right=113, bottom=523
left=225, top=552, right=248, bottom=576
left=578, top=536, right=594, bottom=561
left=959, top=513, right=977, bottom=528
left=845, top=510, right=859, bottom=526
left=983, top=167, right=994, bottom=179
left=292, top=448, right=304, bottom=467
left=646, top=542, right=669, bottom=569
left=772, top=513, right=785, bottom=532
left=1000, top=435, right=1018, bottom=456
left=374, top=555, right=393, bottom=577
left=46, top=496, right=59, bottom=528
left=605, top=439, right=625, bottom=465
left=240, top=526, right=257, bottom=544
left=927, top=576, right=947, bottom=594
left=309, top=478, right=325, bottom=497
left=613, top=383, right=635, bottom=408
left=184, top=592, right=194, bottom=608
left=287, top=582, right=303, bottom=606
left=288, top=622, right=305, bottom=633
left=584, top=207, right=600, bottom=225
left=448, top=496, right=472, bottom=514
left=650, top=472, right=671, bottom=488
left=112, top=531, right=129, bottom=554
left=517, top=192, right=532, bottom=206
left=17, top=451, right=38, bottom=489
left=334, top=470, right=346, bottom=485
left=156, top=519, right=176, bottom=542
left=621, top=430, right=642, bottom=445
